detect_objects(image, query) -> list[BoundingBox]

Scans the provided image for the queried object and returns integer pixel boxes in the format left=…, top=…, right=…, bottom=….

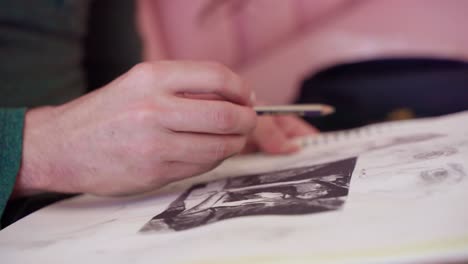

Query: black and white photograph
left=140, top=157, right=357, bottom=232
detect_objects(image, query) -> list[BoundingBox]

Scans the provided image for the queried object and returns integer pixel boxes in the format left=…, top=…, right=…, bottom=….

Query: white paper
left=1, top=111, right=468, bottom=264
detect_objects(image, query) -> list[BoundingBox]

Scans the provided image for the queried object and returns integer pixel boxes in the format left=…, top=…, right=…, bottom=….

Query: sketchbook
left=1, top=111, right=468, bottom=264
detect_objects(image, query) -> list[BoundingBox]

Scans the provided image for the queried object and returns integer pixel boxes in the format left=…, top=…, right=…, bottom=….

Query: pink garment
left=137, top=0, right=468, bottom=104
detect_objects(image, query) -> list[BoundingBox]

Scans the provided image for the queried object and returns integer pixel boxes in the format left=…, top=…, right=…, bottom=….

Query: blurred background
left=86, top=0, right=468, bottom=131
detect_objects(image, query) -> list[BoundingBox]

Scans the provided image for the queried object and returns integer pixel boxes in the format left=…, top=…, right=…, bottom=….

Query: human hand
left=15, top=61, right=256, bottom=196
left=243, top=115, right=318, bottom=154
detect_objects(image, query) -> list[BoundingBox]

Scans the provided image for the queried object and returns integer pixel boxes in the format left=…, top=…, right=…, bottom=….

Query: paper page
left=1, top=111, right=468, bottom=264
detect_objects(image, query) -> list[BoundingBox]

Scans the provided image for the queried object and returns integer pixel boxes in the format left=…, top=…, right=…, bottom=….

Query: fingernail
left=250, top=91, right=256, bottom=105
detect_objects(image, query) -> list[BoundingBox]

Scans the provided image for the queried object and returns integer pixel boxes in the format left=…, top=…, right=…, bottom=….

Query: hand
left=15, top=61, right=256, bottom=196
left=243, top=115, right=318, bottom=154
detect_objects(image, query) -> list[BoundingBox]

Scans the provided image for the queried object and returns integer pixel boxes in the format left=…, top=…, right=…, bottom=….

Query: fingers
left=274, top=116, right=318, bottom=137
left=241, top=137, right=259, bottom=154
left=160, top=97, right=257, bottom=135
left=252, top=116, right=300, bottom=154
left=164, top=132, right=247, bottom=164
left=248, top=116, right=318, bottom=155
left=153, top=61, right=254, bottom=106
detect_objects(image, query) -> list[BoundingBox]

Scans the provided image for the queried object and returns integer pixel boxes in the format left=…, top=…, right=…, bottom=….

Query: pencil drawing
left=420, top=163, right=465, bottom=185
left=358, top=160, right=466, bottom=195
left=358, top=138, right=464, bottom=174
left=140, top=158, right=357, bottom=232
left=413, top=147, right=458, bottom=160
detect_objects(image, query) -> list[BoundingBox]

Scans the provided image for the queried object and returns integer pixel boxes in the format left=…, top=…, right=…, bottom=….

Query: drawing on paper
left=356, top=136, right=468, bottom=196
left=140, top=158, right=357, bottom=232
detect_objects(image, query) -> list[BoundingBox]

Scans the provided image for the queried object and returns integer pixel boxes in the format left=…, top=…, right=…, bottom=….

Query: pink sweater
left=137, top=0, right=468, bottom=104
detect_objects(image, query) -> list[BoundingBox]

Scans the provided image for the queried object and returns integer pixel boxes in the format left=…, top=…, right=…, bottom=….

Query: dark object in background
left=297, top=58, right=468, bottom=131
left=84, top=0, right=141, bottom=91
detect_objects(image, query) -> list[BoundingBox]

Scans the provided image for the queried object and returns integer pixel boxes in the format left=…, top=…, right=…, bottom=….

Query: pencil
left=254, top=104, right=334, bottom=117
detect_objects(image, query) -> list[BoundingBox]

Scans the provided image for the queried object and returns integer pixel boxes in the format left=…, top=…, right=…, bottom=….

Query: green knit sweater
left=0, top=109, right=25, bottom=219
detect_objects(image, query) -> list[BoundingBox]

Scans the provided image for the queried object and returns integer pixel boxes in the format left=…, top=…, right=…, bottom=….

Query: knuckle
left=124, top=110, right=169, bottom=157
left=212, top=106, right=237, bottom=133
left=205, top=62, right=232, bottom=88
left=129, top=108, right=156, bottom=127
left=245, top=109, right=258, bottom=133
left=127, top=63, right=164, bottom=89
left=129, top=62, right=155, bottom=78
left=208, top=137, right=245, bottom=162
left=211, top=139, right=231, bottom=161
left=127, top=102, right=170, bottom=128
left=206, top=62, right=231, bottom=76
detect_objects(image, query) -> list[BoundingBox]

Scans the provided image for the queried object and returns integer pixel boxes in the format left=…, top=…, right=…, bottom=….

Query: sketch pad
left=2, top=112, right=468, bottom=264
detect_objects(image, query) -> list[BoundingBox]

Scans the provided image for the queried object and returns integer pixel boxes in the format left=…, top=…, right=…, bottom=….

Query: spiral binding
left=299, top=122, right=395, bottom=147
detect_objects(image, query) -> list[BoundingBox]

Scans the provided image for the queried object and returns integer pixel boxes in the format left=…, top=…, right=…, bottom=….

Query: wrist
left=13, top=106, right=60, bottom=197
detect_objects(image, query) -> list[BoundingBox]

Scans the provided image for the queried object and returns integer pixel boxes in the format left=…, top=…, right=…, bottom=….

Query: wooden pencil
left=254, top=104, right=334, bottom=117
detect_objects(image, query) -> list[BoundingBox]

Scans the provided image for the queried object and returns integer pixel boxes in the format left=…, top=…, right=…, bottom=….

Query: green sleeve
left=0, top=108, right=26, bottom=220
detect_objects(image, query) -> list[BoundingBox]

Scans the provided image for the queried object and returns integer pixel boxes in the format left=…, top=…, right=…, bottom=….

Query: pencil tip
left=323, top=105, right=335, bottom=115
